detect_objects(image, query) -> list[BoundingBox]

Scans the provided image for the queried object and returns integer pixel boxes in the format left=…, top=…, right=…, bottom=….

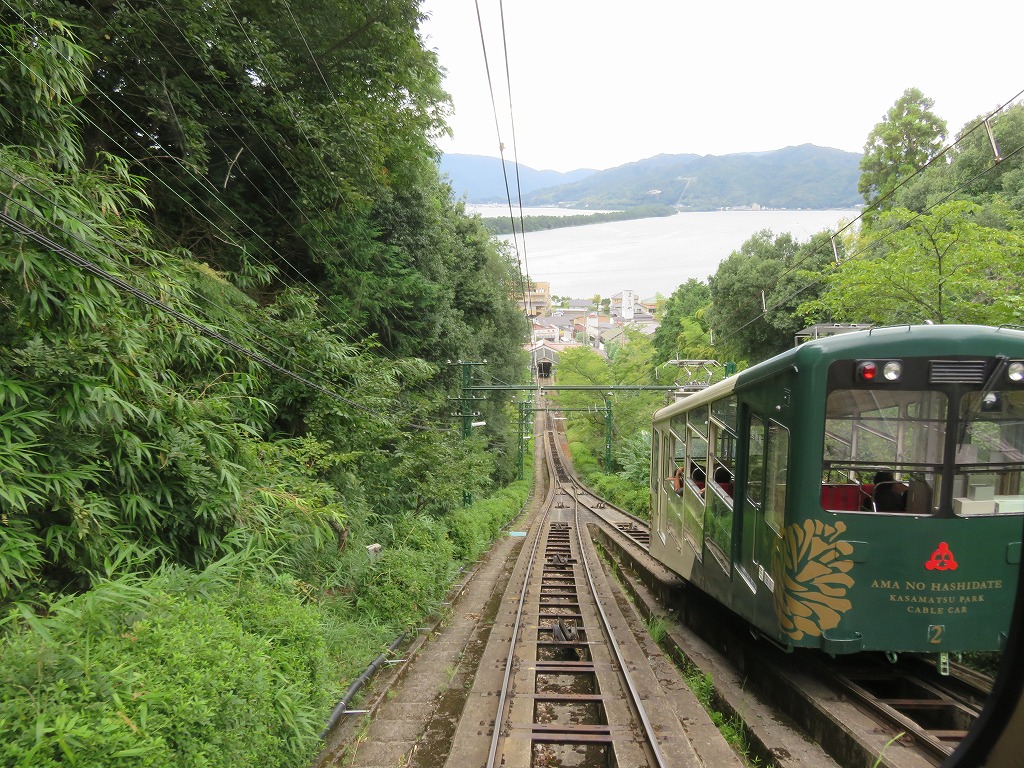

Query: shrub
left=0, top=569, right=337, bottom=768
left=356, top=547, right=455, bottom=627
left=388, top=513, right=455, bottom=562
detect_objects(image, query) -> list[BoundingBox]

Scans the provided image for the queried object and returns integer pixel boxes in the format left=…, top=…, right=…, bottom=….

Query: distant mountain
left=439, top=154, right=597, bottom=203
left=524, top=145, right=862, bottom=210
left=442, top=145, right=863, bottom=211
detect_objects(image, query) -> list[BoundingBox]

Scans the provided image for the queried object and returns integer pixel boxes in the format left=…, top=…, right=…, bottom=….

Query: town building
left=516, top=281, right=550, bottom=318
left=610, top=290, right=637, bottom=319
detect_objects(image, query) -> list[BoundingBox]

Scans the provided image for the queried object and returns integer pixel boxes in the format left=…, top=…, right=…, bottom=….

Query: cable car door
left=739, top=414, right=788, bottom=627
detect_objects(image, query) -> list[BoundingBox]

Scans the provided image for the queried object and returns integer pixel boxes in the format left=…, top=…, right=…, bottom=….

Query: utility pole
left=516, top=397, right=534, bottom=481
left=602, top=393, right=613, bottom=472
left=447, top=360, right=487, bottom=505
left=447, top=360, right=487, bottom=438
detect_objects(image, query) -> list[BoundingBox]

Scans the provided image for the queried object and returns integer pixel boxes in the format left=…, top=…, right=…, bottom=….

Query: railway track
left=479, top=430, right=674, bottom=766
left=825, top=659, right=985, bottom=761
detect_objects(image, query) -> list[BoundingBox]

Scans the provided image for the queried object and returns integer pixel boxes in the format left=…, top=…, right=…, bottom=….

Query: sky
left=418, top=1, right=1024, bottom=173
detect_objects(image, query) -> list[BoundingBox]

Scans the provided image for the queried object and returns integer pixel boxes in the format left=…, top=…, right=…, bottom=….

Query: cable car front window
left=822, top=389, right=947, bottom=514
left=953, top=391, right=1024, bottom=514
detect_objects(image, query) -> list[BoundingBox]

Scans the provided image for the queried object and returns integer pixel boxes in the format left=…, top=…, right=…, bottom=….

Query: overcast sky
left=419, top=1, right=1024, bottom=173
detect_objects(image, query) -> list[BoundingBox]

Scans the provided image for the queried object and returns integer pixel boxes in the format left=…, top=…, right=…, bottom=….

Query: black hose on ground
left=320, top=631, right=407, bottom=738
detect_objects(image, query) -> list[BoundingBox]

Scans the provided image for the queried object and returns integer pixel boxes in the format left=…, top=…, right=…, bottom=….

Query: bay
left=476, top=208, right=860, bottom=300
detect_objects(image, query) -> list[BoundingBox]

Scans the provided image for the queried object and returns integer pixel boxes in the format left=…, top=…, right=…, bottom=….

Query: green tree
left=652, top=279, right=711, bottom=363
left=705, top=229, right=842, bottom=362
left=608, top=330, right=665, bottom=461
left=892, top=103, right=1024, bottom=214
left=704, top=231, right=799, bottom=362
left=800, top=201, right=1024, bottom=325
left=858, top=87, right=947, bottom=216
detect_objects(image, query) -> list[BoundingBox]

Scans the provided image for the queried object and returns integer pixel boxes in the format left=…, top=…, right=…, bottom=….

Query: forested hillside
left=445, top=144, right=863, bottom=209
left=0, top=3, right=530, bottom=765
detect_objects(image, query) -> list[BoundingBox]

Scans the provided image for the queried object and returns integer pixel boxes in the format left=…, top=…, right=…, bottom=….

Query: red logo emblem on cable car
left=925, top=542, right=959, bottom=571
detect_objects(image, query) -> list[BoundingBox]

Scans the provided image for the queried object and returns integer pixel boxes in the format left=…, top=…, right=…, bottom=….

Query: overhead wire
left=473, top=0, right=532, bottom=321
left=0, top=168, right=300, bottom=367
left=738, top=136, right=1024, bottom=339
left=0, top=7, right=458, bottom=434
left=4, top=0, right=355, bottom=346
left=0, top=199, right=445, bottom=432
left=28, top=0, right=454, bottom=367
left=218, top=0, right=458, bottom=346
left=155, top=0, right=487, bottom=358
left=609, top=92, right=1024, bottom=388
left=776, top=86, right=1024, bottom=284
left=0, top=168, right=378, bottom=407
left=4, top=0, right=485, bottom=431
left=709, top=90, right=1024, bottom=348
left=0, top=5, right=376, bottom=388
left=90, top=0, right=400, bottom=351
left=497, top=0, right=533, bottom=315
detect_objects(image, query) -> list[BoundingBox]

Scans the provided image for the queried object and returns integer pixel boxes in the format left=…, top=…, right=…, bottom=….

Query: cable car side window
left=746, top=416, right=786, bottom=534
left=747, top=416, right=766, bottom=509
left=683, top=408, right=708, bottom=551
left=764, top=421, right=789, bottom=534
left=663, top=421, right=687, bottom=544
left=704, top=397, right=738, bottom=565
left=712, top=395, right=737, bottom=434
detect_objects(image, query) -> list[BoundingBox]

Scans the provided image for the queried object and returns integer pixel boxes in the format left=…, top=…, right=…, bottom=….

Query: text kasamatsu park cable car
left=650, top=324, right=1024, bottom=658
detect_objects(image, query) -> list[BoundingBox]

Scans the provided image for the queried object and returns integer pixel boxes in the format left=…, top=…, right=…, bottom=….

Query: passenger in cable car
left=865, top=470, right=908, bottom=511
left=671, top=464, right=687, bottom=495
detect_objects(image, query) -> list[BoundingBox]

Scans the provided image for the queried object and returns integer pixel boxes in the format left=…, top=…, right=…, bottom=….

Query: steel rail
left=560, top=473, right=652, bottom=553
left=485, top=429, right=558, bottom=768
left=485, top=402, right=667, bottom=766
left=545, top=424, right=667, bottom=765
left=569, top=490, right=670, bottom=766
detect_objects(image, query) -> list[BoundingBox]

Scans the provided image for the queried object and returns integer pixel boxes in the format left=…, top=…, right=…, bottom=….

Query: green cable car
left=651, top=325, right=1024, bottom=657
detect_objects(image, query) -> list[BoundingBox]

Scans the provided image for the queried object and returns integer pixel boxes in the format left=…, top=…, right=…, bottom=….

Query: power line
left=710, top=92, right=1024, bottom=347
left=17, top=0, right=458, bottom=365
left=0, top=164, right=335, bottom=389
left=736, top=138, right=1024, bottom=340
left=0, top=205, right=443, bottom=432
left=3, top=0, right=352, bottom=348
left=497, top=0, right=532, bottom=315
left=86, top=0, right=392, bottom=345
left=473, top=0, right=531, bottom=320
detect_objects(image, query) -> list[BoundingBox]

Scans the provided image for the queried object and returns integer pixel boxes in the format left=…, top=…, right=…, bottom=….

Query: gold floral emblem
left=773, top=519, right=855, bottom=640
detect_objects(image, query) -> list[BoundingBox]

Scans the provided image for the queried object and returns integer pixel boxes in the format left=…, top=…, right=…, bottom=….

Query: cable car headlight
left=857, top=361, right=877, bottom=381
left=882, top=361, right=903, bottom=381
left=1008, top=361, right=1024, bottom=382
